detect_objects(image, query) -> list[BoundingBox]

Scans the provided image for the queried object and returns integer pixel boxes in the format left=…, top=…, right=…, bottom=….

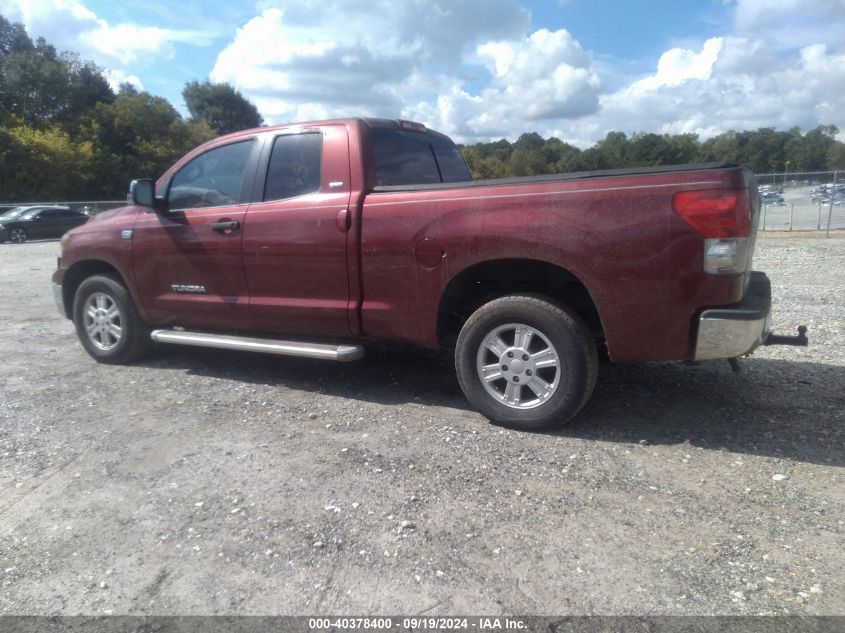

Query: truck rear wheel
left=72, top=274, right=152, bottom=364
left=455, top=295, right=598, bottom=431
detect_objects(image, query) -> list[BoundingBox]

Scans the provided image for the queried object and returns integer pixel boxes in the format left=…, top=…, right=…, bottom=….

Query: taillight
left=673, top=188, right=754, bottom=275
left=672, top=189, right=751, bottom=238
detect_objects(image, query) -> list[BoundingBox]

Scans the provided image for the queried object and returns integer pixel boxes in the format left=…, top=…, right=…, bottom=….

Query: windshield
left=1, top=206, right=33, bottom=219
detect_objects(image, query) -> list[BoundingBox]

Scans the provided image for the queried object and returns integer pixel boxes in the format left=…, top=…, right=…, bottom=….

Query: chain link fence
left=3, top=172, right=844, bottom=235
left=755, top=171, right=843, bottom=235
left=0, top=200, right=126, bottom=216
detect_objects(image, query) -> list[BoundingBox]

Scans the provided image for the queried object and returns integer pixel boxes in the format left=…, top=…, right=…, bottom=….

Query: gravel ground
left=0, top=232, right=842, bottom=616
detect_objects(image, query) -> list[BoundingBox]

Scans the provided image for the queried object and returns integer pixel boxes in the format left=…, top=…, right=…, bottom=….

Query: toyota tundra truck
left=51, top=118, right=807, bottom=430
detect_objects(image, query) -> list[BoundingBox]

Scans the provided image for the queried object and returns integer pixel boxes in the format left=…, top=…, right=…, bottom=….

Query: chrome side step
left=150, top=330, right=364, bottom=362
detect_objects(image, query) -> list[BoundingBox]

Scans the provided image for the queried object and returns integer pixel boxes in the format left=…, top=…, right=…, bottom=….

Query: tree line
left=0, top=14, right=262, bottom=202
left=2, top=14, right=844, bottom=203
left=460, top=127, right=845, bottom=181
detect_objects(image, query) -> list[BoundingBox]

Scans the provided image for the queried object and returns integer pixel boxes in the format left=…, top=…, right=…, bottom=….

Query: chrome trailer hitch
left=764, top=325, right=809, bottom=347
left=728, top=325, right=808, bottom=373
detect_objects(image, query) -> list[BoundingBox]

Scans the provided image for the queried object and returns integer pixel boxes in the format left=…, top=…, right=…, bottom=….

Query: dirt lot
left=0, top=233, right=842, bottom=616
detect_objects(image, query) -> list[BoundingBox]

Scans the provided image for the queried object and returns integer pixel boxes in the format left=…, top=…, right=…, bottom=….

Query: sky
left=2, top=0, right=845, bottom=146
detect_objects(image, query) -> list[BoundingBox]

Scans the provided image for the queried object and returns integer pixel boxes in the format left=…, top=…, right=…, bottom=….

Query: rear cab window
left=370, top=126, right=472, bottom=187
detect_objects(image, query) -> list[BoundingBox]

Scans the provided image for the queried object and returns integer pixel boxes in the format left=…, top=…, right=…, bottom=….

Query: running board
left=150, top=330, right=364, bottom=362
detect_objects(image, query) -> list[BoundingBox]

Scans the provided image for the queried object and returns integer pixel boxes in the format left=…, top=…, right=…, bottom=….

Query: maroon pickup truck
left=52, top=118, right=807, bottom=430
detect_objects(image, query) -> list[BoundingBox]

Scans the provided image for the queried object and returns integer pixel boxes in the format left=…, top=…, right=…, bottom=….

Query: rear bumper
left=694, top=271, right=771, bottom=360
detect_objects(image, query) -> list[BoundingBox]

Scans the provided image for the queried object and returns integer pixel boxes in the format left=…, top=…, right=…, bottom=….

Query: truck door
left=130, top=137, right=259, bottom=330
left=242, top=125, right=352, bottom=336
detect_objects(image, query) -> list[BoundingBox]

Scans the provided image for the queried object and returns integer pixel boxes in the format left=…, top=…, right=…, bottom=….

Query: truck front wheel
left=72, top=274, right=152, bottom=364
left=455, top=295, right=598, bottom=431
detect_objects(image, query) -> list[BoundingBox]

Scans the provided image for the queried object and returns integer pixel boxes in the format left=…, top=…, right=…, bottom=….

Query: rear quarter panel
left=360, top=168, right=749, bottom=361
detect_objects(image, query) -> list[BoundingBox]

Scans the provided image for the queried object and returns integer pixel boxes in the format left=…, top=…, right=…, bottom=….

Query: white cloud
left=5, top=0, right=844, bottom=146
left=102, top=69, right=144, bottom=92
left=733, top=0, right=845, bottom=31
left=211, top=5, right=601, bottom=137
left=552, top=34, right=845, bottom=146
left=209, top=0, right=845, bottom=147
left=209, top=1, right=532, bottom=124
left=1, top=0, right=211, bottom=65
left=730, top=0, right=845, bottom=53
left=626, top=38, right=722, bottom=93
left=403, top=29, right=602, bottom=140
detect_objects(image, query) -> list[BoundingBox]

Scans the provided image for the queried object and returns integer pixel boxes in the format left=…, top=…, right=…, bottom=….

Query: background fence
left=755, top=170, right=843, bottom=234
left=0, top=200, right=126, bottom=216
left=2, top=171, right=844, bottom=235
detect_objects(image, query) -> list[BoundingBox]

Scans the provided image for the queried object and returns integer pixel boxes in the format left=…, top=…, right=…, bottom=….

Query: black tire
left=72, top=273, right=152, bottom=364
left=9, top=227, right=27, bottom=243
left=455, top=294, right=598, bottom=431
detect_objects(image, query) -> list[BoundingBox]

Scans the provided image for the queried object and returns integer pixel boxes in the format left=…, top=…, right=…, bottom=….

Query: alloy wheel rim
left=475, top=322, right=561, bottom=409
left=10, top=229, right=25, bottom=243
left=83, top=292, right=123, bottom=351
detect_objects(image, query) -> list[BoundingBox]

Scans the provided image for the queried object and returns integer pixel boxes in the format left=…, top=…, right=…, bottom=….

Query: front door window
left=168, top=140, right=254, bottom=210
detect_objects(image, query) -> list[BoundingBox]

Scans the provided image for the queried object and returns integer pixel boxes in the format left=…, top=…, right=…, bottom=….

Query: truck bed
left=360, top=162, right=754, bottom=360
left=372, top=161, right=737, bottom=192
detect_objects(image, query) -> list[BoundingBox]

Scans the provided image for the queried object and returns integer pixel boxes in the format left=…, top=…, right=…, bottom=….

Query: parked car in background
left=758, top=183, right=784, bottom=194
left=0, top=206, right=88, bottom=243
left=760, top=191, right=786, bottom=206
left=811, top=184, right=845, bottom=206
left=1, top=205, right=34, bottom=218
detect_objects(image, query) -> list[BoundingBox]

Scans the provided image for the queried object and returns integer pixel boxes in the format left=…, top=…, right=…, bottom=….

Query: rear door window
left=264, top=133, right=323, bottom=201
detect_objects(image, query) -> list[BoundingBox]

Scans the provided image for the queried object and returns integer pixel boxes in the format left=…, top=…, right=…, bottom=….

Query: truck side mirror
left=130, top=179, right=155, bottom=207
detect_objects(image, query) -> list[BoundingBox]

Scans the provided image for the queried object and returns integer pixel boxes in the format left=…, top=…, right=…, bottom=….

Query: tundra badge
left=170, top=284, right=207, bottom=294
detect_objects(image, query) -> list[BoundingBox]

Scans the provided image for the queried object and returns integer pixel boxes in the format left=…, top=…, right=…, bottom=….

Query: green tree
left=735, top=128, right=797, bottom=172
left=555, top=143, right=585, bottom=173
left=79, top=87, right=215, bottom=197
left=786, top=125, right=838, bottom=171
left=542, top=137, right=582, bottom=172
left=513, top=132, right=544, bottom=153
left=0, top=119, right=94, bottom=200
left=827, top=142, right=845, bottom=170
left=592, top=131, right=629, bottom=168
left=0, top=36, right=71, bottom=124
left=64, top=57, right=115, bottom=120
left=700, top=131, right=739, bottom=164
left=182, top=80, right=263, bottom=135
left=0, top=14, right=33, bottom=55
left=0, top=16, right=115, bottom=126
left=628, top=132, right=671, bottom=166
left=664, top=133, right=700, bottom=164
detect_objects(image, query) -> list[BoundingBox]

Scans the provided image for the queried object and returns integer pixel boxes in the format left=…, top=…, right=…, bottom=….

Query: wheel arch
left=61, top=260, right=127, bottom=319
left=437, top=258, right=606, bottom=353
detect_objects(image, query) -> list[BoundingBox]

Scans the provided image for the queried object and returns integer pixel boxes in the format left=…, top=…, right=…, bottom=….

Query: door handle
left=211, top=220, right=240, bottom=233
